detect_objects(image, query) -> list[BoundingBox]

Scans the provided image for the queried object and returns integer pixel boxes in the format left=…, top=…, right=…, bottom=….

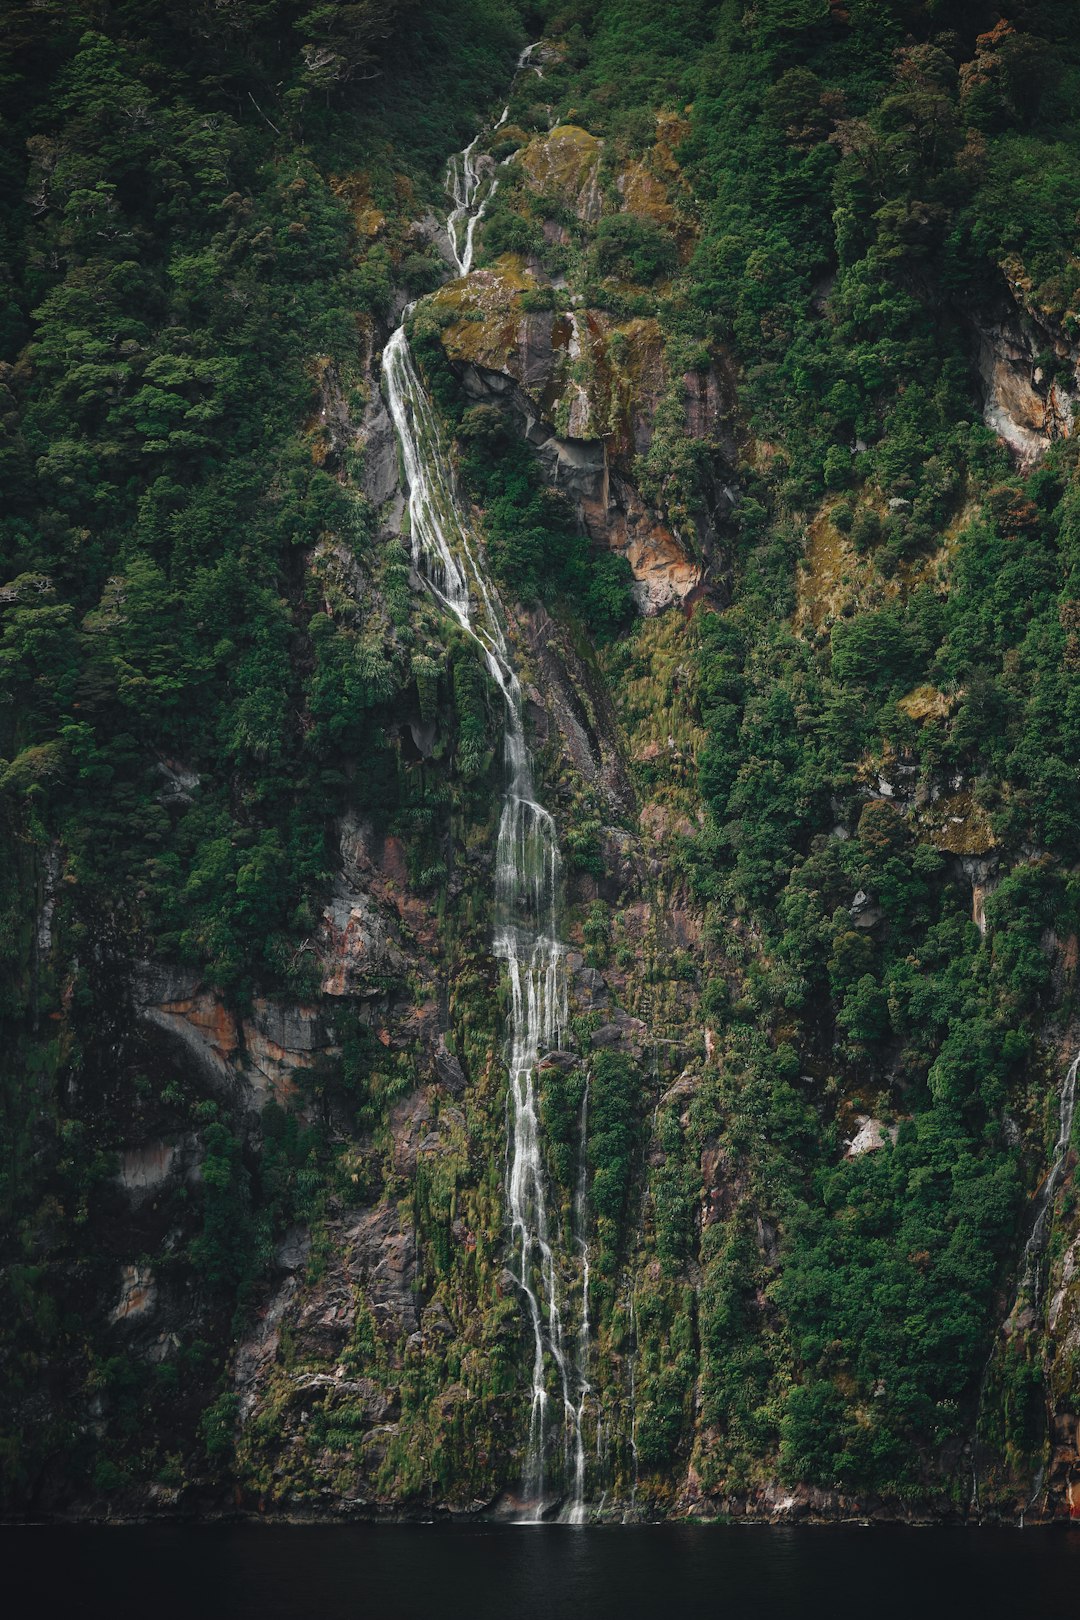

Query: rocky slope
left=6, top=2, right=1080, bottom=1530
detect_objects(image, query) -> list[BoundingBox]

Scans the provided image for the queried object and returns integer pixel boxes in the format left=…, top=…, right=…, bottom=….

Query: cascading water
left=626, top=1286, right=640, bottom=1520
left=568, top=1077, right=592, bottom=1523
left=380, top=62, right=591, bottom=1519
left=446, top=95, right=518, bottom=276
left=445, top=45, right=540, bottom=276
left=445, top=128, right=498, bottom=277
left=970, top=1046, right=1080, bottom=1512
left=1017, top=1050, right=1079, bottom=1304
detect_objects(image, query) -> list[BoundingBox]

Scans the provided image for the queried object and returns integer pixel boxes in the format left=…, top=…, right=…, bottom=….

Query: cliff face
left=974, top=273, right=1080, bottom=469
left=424, top=113, right=739, bottom=615
left=7, top=1, right=1080, bottom=1531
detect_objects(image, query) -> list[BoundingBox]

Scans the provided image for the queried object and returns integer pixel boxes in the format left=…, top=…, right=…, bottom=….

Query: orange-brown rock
left=431, top=258, right=715, bottom=610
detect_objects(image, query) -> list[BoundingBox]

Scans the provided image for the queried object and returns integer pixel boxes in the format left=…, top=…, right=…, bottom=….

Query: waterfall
left=445, top=100, right=510, bottom=276
left=970, top=1046, right=1080, bottom=1512
left=1017, top=1050, right=1079, bottom=1304
left=445, top=44, right=542, bottom=275
left=626, top=1286, right=640, bottom=1520
left=568, top=1076, right=592, bottom=1523
left=381, top=74, right=591, bottom=1512
left=382, top=327, right=587, bottom=1517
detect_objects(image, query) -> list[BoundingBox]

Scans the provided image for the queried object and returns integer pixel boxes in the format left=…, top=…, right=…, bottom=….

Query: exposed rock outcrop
left=974, top=271, right=1080, bottom=467
left=133, top=963, right=333, bottom=1115
left=427, top=254, right=736, bottom=611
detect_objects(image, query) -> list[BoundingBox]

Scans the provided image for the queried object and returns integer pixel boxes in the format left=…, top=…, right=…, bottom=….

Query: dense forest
left=3, top=0, right=1080, bottom=1523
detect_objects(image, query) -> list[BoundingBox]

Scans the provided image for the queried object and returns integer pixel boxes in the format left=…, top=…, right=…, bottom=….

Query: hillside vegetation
left=3, top=0, right=1080, bottom=1521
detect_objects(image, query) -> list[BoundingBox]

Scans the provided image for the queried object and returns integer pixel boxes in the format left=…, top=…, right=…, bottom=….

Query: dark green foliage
left=0, top=0, right=529, bottom=1511
left=591, top=213, right=677, bottom=284
left=5, top=0, right=1080, bottom=1520
left=200, top=1391, right=240, bottom=1466
left=456, top=401, right=634, bottom=636
left=539, top=1061, right=587, bottom=1192
left=190, top=1122, right=254, bottom=1293
left=569, top=0, right=1080, bottom=1502
left=587, top=1049, right=642, bottom=1270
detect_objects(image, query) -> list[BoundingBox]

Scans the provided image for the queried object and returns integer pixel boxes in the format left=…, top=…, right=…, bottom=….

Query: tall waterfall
left=570, top=1077, right=592, bottom=1523
left=970, top=1045, right=1080, bottom=1512
left=1018, top=1049, right=1079, bottom=1305
left=382, top=100, right=590, bottom=1510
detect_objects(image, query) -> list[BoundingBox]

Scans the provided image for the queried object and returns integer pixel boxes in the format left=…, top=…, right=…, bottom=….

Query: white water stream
left=446, top=125, right=500, bottom=277
left=445, top=45, right=539, bottom=276
left=970, top=1045, right=1079, bottom=1512
left=1017, top=1050, right=1079, bottom=1305
left=380, top=53, right=590, bottom=1519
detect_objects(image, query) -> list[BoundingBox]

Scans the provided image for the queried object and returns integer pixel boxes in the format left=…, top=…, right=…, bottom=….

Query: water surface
left=7, top=1522, right=1080, bottom=1620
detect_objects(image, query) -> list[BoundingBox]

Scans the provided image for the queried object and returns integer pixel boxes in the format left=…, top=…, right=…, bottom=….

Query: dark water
left=6, top=1521, right=1080, bottom=1620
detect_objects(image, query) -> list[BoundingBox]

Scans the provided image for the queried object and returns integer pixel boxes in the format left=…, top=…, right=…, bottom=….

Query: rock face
left=428, top=252, right=736, bottom=612
left=232, top=1200, right=433, bottom=1500
left=845, top=1115, right=898, bottom=1157
left=1045, top=1214, right=1080, bottom=1517
left=134, top=964, right=332, bottom=1114
left=517, top=125, right=604, bottom=223
left=974, top=271, right=1080, bottom=466
left=110, top=1263, right=157, bottom=1325
left=318, top=882, right=409, bottom=997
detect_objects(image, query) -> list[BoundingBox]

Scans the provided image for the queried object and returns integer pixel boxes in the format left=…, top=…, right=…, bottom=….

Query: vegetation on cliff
left=4, top=0, right=1080, bottom=1523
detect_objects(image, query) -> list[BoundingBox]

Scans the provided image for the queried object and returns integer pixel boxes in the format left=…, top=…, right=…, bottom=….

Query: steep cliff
left=4, top=0, right=1080, bottom=1530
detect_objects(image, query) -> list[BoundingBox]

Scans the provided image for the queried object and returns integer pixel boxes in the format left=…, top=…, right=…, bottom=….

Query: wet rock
left=294, top=1286, right=357, bottom=1362
left=346, top=1203, right=420, bottom=1347
left=134, top=964, right=330, bottom=1113
left=849, top=890, right=883, bottom=929
left=755, top=1215, right=779, bottom=1265
left=110, top=1263, right=157, bottom=1325
left=661, top=1074, right=697, bottom=1109
left=275, top=1227, right=312, bottom=1273
left=389, top=1090, right=433, bottom=1177
left=435, top=1036, right=466, bottom=1094
left=317, top=882, right=408, bottom=997
left=422, top=1298, right=454, bottom=1340
left=973, top=282, right=1079, bottom=468
left=959, top=853, right=999, bottom=935
left=590, top=1010, right=648, bottom=1054
left=155, top=758, right=200, bottom=809
left=573, top=966, right=608, bottom=1006
left=537, top=1049, right=578, bottom=1072
left=243, top=998, right=330, bottom=1108
left=134, top=967, right=239, bottom=1098
left=234, top=1274, right=301, bottom=1419
left=117, top=1141, right=177, bottom=1204
left=1003, top=1301, right=1036, bottom=1337
left=408, top=718, right=436, bottom=758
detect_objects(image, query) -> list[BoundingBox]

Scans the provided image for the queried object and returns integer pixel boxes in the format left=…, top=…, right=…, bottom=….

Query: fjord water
left=11, top=1523, right=1080, bottom=1620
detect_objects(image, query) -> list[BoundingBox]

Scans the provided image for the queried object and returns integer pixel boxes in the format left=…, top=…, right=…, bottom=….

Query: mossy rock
left=517, top=125, right=603, bottom=221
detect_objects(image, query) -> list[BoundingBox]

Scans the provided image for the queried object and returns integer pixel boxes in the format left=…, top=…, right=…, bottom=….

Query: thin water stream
left=1018, top=1049, right=1079, bottom=1304
left=380, top=48, right=591, bottom=1520
left=970, top=1045, right=1080, bottom=1510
